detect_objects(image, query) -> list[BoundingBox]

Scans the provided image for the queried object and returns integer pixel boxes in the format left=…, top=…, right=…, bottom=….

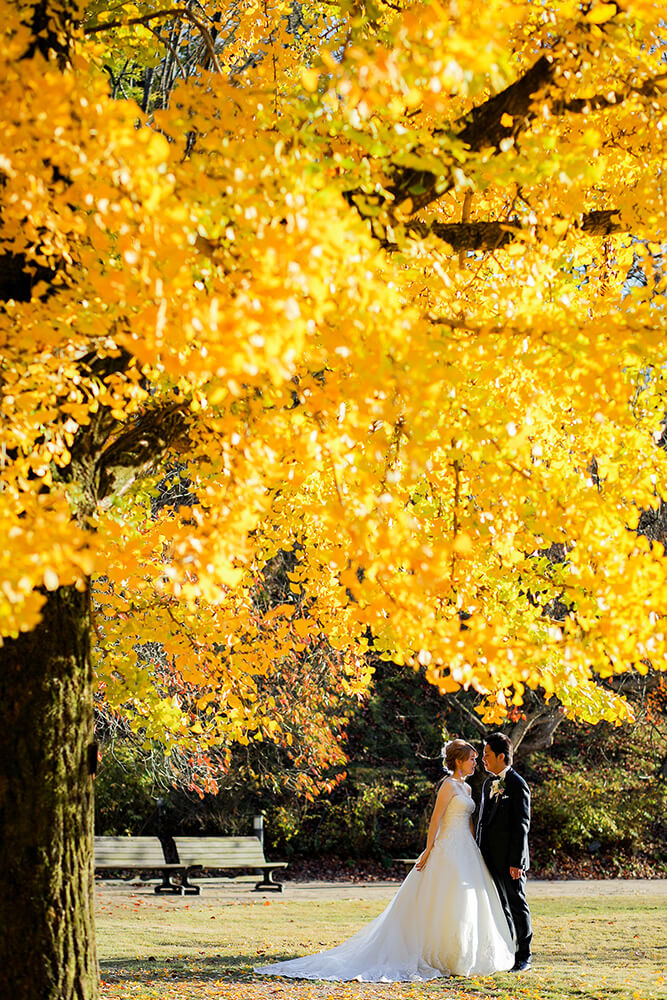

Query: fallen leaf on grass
left=100, top=976, right=508, bottom=1000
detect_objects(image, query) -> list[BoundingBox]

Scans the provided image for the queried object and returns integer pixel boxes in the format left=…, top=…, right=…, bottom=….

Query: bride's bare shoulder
left=440, top=776, right=471, bottom=795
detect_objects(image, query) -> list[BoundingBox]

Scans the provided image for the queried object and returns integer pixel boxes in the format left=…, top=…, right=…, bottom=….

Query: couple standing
left=256, top=732, right=532, bottom=982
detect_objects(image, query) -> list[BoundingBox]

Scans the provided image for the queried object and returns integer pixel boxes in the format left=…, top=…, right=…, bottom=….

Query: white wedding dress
left=254, top=780, right=514, bottom=982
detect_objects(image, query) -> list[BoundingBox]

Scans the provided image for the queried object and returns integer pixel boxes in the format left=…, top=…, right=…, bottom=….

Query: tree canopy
left=3, top=0, right=667, bottom=755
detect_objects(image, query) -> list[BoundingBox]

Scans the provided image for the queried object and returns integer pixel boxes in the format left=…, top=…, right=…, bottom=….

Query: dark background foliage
left=95, top=662, right=667, bottom=879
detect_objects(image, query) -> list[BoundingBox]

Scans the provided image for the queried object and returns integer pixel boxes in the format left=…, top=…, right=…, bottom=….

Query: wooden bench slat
left=173, top=836, right=271, bottom=867
left=175, top=853, right=267, bottom=862
left=173, top=837, right=261, bottom=845
left=94, top=836, right=167, bottom=865
left=94, top=834, right=286, bottom=893
left=171, top=837, right=286, bottom=892
left=95, top=858, right=175, bottom=868
left=93, top=836, right=196, bottom=895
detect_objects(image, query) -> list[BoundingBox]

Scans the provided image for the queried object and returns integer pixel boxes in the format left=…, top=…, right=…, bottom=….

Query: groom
left=476, top=732, right=533, bottom=972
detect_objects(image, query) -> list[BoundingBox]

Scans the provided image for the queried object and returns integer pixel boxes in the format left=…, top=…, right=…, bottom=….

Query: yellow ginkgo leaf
left=453, top=533, right=474, bottom=555
left=301, top=68, right=319, bottom=93
left=586, top=3, right=618, bottom=24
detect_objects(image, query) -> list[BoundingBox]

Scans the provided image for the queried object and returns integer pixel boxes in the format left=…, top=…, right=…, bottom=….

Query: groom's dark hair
left=485, top=732, right=513, bottom=764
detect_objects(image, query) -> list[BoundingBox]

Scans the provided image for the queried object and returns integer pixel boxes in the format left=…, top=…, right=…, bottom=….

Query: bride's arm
left=415, top=780, right=454, bottom=871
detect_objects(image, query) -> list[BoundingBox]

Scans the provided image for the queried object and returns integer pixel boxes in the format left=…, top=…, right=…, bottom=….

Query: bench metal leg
left=253, top=868, right=283, bottom=892
left=179, top=868, right=201, bottom=896
left=154, top=872, right=185, bottom=895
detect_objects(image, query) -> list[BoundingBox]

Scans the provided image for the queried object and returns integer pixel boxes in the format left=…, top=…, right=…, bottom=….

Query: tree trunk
left=0, top=583, right=98, bottom=1000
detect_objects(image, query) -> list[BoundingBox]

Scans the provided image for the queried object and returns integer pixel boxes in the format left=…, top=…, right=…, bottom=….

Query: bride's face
left=460, top=751, right=477, bottom=777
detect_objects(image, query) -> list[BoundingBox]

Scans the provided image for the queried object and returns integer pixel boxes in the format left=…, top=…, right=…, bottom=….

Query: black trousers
left=488, top=863, right=532, bottom=961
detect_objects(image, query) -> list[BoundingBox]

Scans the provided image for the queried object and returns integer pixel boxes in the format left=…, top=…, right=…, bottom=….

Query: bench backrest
left=173, top=836, right=267, bottom=867
left=94, top=836, right=167, bottom=866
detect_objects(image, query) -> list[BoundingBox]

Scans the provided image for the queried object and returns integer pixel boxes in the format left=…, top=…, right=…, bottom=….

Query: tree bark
left=0, top=584, right=98, bottom=1000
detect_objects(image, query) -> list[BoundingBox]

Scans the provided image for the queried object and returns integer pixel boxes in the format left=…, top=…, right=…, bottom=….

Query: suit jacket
left=475, top=767, right=530, bottom=872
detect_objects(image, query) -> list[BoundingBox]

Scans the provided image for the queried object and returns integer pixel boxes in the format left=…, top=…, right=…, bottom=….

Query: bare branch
left=448, top=695, right=489, bottom=738
left=147, top=25, right=187, bottom=85
left=83, top=6, right=223, bottom=73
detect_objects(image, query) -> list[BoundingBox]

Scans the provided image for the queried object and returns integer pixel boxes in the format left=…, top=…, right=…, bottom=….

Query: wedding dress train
left=254, top=782, right=514, bottom=981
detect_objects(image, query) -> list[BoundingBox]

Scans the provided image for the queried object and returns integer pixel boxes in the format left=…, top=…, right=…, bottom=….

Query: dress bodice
left=435, top=781, right=474, bottom=842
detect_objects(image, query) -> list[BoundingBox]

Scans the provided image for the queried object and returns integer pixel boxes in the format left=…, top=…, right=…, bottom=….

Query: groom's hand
left=509, top=866, right=524, bottom=880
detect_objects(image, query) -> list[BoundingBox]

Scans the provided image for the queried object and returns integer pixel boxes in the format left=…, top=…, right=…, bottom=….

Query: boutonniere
left=490, top=776, right=506, bottom=799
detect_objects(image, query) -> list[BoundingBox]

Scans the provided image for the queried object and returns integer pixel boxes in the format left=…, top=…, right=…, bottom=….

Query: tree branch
left=0, top=253, right=60, bottom=303
left=95, top=401, right=189, bottom=501
left=83, top=8, right=192, bottom=36
left=385, top=55, right=558, bottom=213
left=457, top=55, right=557, bottom=153
left=553, top=72, right=667, bottom=116
left=83, top=7, right=222, bottom=73
left=354, top=44, right=664, bottom=229
left=23, top=0, right=75, bottom=66
left=509, top=705, right=566, bottom=756
left=449, top=695, right=489, bottom=738
left=401, top=209, right=623, bottom=253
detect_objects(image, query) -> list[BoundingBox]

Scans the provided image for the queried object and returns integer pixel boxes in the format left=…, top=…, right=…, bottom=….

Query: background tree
left=2, top=2, right=667, bottom=998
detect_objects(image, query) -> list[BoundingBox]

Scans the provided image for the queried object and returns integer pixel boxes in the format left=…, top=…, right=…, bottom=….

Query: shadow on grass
left=100, top=954, right=260, bottom=983
left=98, top=955, right=562, bottom=999
left=99, top=956, right=643, bottom=1000
left=100, top=954, right=491, bottom=989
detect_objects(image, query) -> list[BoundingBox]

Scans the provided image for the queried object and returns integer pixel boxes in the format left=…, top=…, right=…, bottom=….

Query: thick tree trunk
left=0, top=584, right=98, bottom=1000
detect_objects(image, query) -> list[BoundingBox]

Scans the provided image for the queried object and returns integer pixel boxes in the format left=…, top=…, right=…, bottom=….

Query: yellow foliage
left=1, top=0, right=666, bottom=752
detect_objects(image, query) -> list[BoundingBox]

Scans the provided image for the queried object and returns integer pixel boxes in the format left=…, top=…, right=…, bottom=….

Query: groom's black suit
left=476, top=767, right=532, bottom=963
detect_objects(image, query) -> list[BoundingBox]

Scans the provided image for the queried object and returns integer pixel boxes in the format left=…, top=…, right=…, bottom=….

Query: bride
left=254, top=739, right=514, bottom=982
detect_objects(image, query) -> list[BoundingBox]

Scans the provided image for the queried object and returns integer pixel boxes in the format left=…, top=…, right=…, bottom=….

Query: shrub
left=95, top=746, right=160, bottom=835
left=530, top=758, right=666, bottom=858
left=264, top=767, right=434, bottom=860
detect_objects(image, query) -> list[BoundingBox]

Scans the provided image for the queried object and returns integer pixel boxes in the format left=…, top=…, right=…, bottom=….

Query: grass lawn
left=97, top=882, right=666, bottom=1000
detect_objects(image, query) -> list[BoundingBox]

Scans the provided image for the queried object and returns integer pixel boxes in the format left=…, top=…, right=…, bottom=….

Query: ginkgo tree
left=1, top=0, right=667, bottom=997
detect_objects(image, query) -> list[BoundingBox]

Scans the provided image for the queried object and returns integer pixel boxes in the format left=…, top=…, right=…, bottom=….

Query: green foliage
left=95, top=746, right=160, bottom=836
left=344, top=658, right=447, bottom=779
left=264, top=768, right=433, bottom=861
left=531, top=759, right=665, bottom=855
left=94, top=752, right=435, bottom=859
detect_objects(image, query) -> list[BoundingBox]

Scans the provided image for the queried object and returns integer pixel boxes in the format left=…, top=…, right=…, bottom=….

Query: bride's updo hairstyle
left=442, top=739, right=476, bottom=775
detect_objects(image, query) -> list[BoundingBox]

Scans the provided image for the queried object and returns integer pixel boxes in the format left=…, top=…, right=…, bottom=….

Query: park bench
left=94, top=836, right=200, bottom=895
left=172, top=836, right=287, bottom=892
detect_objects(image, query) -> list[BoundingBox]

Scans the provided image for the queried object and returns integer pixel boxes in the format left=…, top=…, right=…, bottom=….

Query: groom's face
left=482, top=744, right=505, bottom=775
